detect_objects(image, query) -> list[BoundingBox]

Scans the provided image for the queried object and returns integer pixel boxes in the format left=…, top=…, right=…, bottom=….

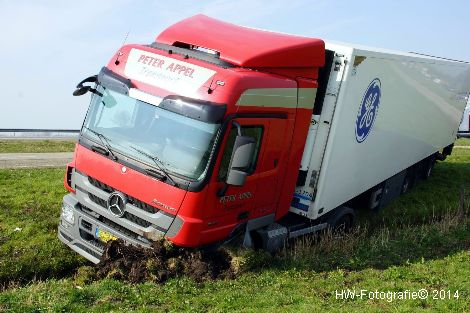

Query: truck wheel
left=333, top=215, right=353, bottom=233
left=327, top=206, right=355, bottom=234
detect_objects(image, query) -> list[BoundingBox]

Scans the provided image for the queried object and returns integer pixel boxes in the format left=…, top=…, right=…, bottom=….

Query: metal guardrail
left=0, top=129, right=80, bottom=139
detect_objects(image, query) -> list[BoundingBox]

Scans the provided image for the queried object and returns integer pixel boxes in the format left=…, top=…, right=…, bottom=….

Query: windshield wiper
left=82, top=126, right=118, bottom=161
left=129, top=146, right=178, bottom=187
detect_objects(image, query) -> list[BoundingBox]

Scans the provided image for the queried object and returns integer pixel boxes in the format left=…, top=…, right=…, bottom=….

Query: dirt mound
left=93, top=239, right=235, bottom=284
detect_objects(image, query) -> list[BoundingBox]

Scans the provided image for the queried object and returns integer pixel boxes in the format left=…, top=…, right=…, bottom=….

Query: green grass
left=0, top=138, right=465, bottom=154
left=0, top=148, right=469, bottom=312
left=0, top=140, right=76, bottom=153
left=0, top=169, right=86, bottom=285
left=455, top=137, right=470, bottom=146
left=0, top=218, right=468, bottom=312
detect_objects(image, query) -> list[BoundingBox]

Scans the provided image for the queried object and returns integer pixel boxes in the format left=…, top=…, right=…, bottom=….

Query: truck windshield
left=82, top=85, right=220, bottom=181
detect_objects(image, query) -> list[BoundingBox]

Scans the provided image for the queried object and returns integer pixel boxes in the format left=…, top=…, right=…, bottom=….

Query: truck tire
left=326, top=206, right=355, bottom=234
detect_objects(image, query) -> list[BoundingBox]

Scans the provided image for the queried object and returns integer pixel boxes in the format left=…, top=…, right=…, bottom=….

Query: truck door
left=252, top=117, right=290, bottom=218
left=204, top=116, right=289, bottom=222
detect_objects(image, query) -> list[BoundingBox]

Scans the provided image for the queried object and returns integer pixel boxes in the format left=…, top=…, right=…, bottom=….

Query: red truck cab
left=59, top=15, right=324, bottom=262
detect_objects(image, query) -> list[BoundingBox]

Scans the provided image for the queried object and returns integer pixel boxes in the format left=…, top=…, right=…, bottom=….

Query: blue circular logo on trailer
left=355, top=78, right=381, bottom=143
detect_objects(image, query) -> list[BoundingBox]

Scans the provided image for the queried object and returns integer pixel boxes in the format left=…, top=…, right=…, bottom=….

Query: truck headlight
left=61, top=204, right=75, bottom=225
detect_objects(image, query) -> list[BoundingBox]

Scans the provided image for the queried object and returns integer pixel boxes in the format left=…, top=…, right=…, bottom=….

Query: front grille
left=123, top=212, right=152, bottom=228
left=79, top=229, right=106, bottom=250
left=88, top=238, right=105, bottom=250
left=88, top=176, right=114, bottom=193
left=75, top=242, right=102, bottom=259
left=79, top=229, right=94, bottom=241
left=76, top=173, right=172, bottom=246
left=89, top=193, right=106, bottom=207
left=128, top=195, right=158, bottom=214
left=88, top=192, right=152, bottom=228
left=98, top=214, right=140, bottom=240
left=88, top=176, right=158, bottom=214
left=78, top=204, right=145, bottom=244
left=81, top=219, right=92, bottom=231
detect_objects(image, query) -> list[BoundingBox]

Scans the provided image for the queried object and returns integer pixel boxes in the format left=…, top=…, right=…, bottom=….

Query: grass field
left=0, top=148, right=469, bottom=312
left=0, top=140, right=76, bottom=153
left=0, top=137, right=467, bottom=154
left=0, top=169, right=85, bottom=285
left=456, top=137, right=470, bottom=146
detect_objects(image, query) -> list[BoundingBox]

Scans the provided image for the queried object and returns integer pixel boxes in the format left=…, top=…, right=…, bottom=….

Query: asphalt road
left=0, top=152, right=73, bottom=169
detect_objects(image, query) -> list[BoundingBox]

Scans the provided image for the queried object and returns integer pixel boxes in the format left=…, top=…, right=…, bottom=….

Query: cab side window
left=217, top=126, right=263, bottom=181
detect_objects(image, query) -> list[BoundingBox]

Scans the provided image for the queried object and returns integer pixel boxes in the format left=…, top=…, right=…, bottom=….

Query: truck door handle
left=237, top=211, right=249, bottom=220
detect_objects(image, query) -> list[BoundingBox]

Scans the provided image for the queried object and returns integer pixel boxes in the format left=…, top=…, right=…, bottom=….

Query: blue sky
left=1, top=0, right=469, bottom=129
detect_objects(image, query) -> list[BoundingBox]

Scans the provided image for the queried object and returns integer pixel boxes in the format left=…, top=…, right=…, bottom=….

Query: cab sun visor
left=98, top=67, right=134, bottom=95
left=159, top=96, right=226, bottom=123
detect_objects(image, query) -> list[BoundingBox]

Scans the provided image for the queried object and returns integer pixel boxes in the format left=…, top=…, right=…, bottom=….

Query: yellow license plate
left=95, top=227, right=118, bottom=243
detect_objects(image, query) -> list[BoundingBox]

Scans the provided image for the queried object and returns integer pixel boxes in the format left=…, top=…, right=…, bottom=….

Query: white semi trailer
left=289, top=42, right=470, bottom=224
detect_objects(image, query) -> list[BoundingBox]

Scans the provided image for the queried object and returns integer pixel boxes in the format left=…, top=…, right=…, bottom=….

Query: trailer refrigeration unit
left=58, top=15, right=470, bottom=262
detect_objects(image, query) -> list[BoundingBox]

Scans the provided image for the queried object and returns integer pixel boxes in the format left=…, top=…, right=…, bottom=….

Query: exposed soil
left=92, top=239, right=236, bottom=284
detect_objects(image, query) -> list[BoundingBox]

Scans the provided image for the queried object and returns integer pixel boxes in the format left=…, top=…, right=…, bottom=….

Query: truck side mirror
left=73, top=75, right=100, bottom=97
left=73, top=85, right=91, bottom=96
left=226, top=135, right=256, bottom=186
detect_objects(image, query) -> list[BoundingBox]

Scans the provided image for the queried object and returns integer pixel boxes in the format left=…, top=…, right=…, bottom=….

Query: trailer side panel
left=294, top=43, right=470, bottom=218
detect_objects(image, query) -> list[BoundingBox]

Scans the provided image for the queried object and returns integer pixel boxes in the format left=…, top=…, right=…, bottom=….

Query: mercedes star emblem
left=107, top=192, right=127, bottom=217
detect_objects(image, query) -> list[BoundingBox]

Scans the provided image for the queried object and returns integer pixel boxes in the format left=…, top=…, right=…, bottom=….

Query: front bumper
left=58, top=193, right=154, bottom=263
left=58, top=169, right=185, bottom=263
left=58, top=190, right=184, bottom=263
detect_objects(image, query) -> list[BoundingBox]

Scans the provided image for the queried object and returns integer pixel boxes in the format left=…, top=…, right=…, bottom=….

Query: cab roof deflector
left=155, top=14, right=325, bottom=69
